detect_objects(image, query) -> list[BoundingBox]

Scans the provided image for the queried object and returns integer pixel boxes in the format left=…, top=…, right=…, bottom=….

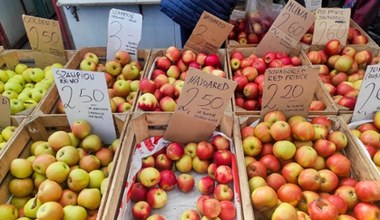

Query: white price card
left=53, top=69, right=116, bottom=144
left=305, top=0, right=322, bottom=11
left=352, top=64, right=380, bottom=122
left=107, top=8, right=142, bottom=61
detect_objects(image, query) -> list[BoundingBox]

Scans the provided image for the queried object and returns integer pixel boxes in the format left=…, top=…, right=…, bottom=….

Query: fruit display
left=306, top=39, right=377, bottom=111
left=227, top=48, right=337, bottom=114
left=42, top=48, right=149, bottom=114
left=136, top=46, right=227, bottom=112
left=228, top=17, right=272, bottom=46
left=0, top=124, right=18, bottom=152
left=235, top=110, right=380, bottom=219
left=0, top=115, right=126, bottom=220
left=0, top=58, right=64, bottom=114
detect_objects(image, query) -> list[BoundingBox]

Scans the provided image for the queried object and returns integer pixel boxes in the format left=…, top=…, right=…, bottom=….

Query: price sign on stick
left=184, top=11, right=234, bottom=54
left=0, top=96, right=11, bottom=128
left=256, top=0, right=315, bottom=57
left=261, top=66, right=319, bottom=118
left=107, top=9, right=142, bottom=61
left=53, top=69, right=116, bottom=144
left=22, top=15, right=66, bottom=67
left=352, top=64, right=380, bottom=121
left=312, top=8, right=350, bottom=46
left=164, top=68, right=236, bottom=143
left=305, top=0, right=322, bottom=11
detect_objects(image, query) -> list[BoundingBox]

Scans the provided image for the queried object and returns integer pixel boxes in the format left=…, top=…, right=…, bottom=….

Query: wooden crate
left=0, top=46, right=4, bottom=54
left=101, top=112, right=243, bottom=220
left=234, top=114, right=379, bottom=220
left=33, top=47, right=151, bottom=115
left=134, top=48, right=232, bottom=113
left=0, top=116, right=26, bottom=158
left=0, top=114, right=129, bottom=220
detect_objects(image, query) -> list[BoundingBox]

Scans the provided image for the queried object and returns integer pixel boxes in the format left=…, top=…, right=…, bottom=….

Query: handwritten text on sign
left=53, top=69, right=116, bottom=144
left=0, top=96, right=11, bottom=128
left=312, top=8, right=350, bottom=46
left=107, top=9, right=142, bottom=61
left=256, top=0, right=315, bottom=57
left=352, top=64, right=380, bottom=121
left=261, top=66, right=319, bottom=117
left=164, top=68, right=236, bottom=143
left=184, top=12, right=234, bottom=54
left=22, top=15, right=66, bottom=67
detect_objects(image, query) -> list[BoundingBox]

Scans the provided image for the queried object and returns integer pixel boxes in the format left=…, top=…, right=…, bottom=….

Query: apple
left=273, top=140, right=296, bottom=160
left=146, top=187, right=168, bottom=209
left=214, top=165, right=233, bottom=184
left=138, top=93, right=158, bottom=111
left=266, top=173, right=286, bottom=191
left=202, top=198, right=221, bottom=218
left=105, top=60, right=122, bottom=76
left=79, top=58, right=98, bottom=71
left=259, top=154, right=280, bottom=173
left=58, top=189, right=78, bottom=206
left=130, top=182, right=149, bottom=202
left=77, top=188, right=101, bottom=210
left=132, top=201, right=151, bottom=220
left=154, top=153, right=173, bottom=170
left=313, top=139, right=337, bottom=158
left=354, top=202, right=380, bottom=220
left=197, top=195, right=212, bottom=215
left=355, top=180, right=380, bottom=202
left=166, top=65, right=181, bottom=79
left=32, top=153, right=56, bottom=174
left=47, top=130, right=71, bottom=151
left=295, top=146, right=318, bottom=168
left=292, top=121, right=315, bottom=142
left=282, top=162, right=304, bottom=184
left=56, top=146, right=80, bottom=166
left=36, top=201, right=64, bottom=220
left=270, top=120, right=291, bottom=141
left=79, top=155, right=101, bottom=172
left=242, top=136, right=262, bottom=157
left=251, top=186, right=278, bottom=211
left=146, top=214, right=165, bottom=220
left=165, top=46, right=181, bottom=62
left=272, top=202, right=298, bottom=220
left=176, top=154, right=193, bottom=173
left=246, top=160, right=267, bottom=178
left=335, top=185, right=358, bottom=210
left=159, top=169, right=177, bottom=191
left=196, top=141, right=214, bottom=160
left=248, top=176, right=267, bottom=192
left=46, top=161, right=70, bottom=183
left=208, top=163, right=218, bottom=179
left=198, top=176, right=215, bottom=195
left=95, top=147, right=113, bottom=167
left=0, top=204, right=18, bottom=220
left=179, top=209, right=200, bottom=220
left=63, top=205, right=87, bottom=220
left=37, top=179, right=63, bottom=202
left=177, top=173, right=195, bottom=193
left=263, top=111, right=286, bottom=125
left=23, top=197, right=41, bottom=218
left=308, top=198, right=339, bottom=220
left=326, top=153, right=351, bottom=177
left=156, top=56, right=171, bottom=71
left=277, top=183, right=303, bottom=206
left=298, top=168, right=321, bottom=191
left=254, top=122, right=273, bottom=143
left=184, top=142, right=197, bottom=158
left=88, top=169, right=105, bottom=189
left=10, top=158, right=33, bottom=178
left=324, top=194, right=347, bottom=214
left=204, top=54, right=220, bottom=67
left=138, top=167, right=161, bottom=187
left=67, top=168, right=90, bottom=191
left=83, top=52, right=99, bottom=65
left=166, top=142, right=184, bottom=161
left=192, top=156, right=210, bottom=173
left=298, top=191, right=320, bottom=213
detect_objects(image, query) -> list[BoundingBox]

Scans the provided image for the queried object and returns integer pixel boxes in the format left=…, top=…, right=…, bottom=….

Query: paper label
left=0, top=96, right=11, bottom=128
left=256, top=0, right=315, bottom=57
left=53, top=68, right=116, bottom=144
left=352, top=64, right=380, bottom=121
left=107, top=9, right=142, bottom=61
left=312, top=8, right=350, bottom=46
left=261, top=66, right=319, bottom=117
left=305, top=0, right=322, bottom=11
left=22, top=15, right=66, bottom=67
left=164, top=68, right=236, bottom=143
left=184, top=11, right=234, bottom=54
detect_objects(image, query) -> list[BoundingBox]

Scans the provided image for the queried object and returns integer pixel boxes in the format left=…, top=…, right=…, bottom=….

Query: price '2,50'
left=178, top=87, right=224, bottom=114
left=263, top=84, right=304, bottom=109
left=61, top=86, right=105, bottom=109
left=356, top=82, right=380, bottom=115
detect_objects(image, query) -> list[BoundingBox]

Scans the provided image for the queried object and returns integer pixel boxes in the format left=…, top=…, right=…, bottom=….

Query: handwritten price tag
left=0, top=96, right=11, bottom=128
left=312, top=8, right=350, bottom=46
left=164, top=68, right=236, bottom=143
left=261, top=66, right=319, bottom=117
left=184, top=12, right=234, bottom=54
left=107, top=9, right=142, bottom=61
left=305, top=0, right=322, bottom=11
left=256, top=0, right=315, bottom=57
left=22, top=15, right=66, bottom=67
left=53, top=69, right=116, bottom=144
left=352, top=64, right=380, bottom=121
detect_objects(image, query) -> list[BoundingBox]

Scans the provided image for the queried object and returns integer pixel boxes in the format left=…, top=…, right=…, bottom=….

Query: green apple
left=4, top=80, right=23, bottom=94
left=67, top=168, right=90, bottom=191
left=18, top=90, right=33, bottom=102
left=0, top=81, right=4, bottom=93
left=23, top=198, right=42, bottom=218
left=32, top=153, right=56, bottom=174
left=30, top=87, right=47, bottom=102
left=36, top=201, right=64, bottom=220
left=29, top=68, right=45, bottom=82
left=32, top=172, right=47, bottom=188
left=80, top=134, right=102, bottom=152
left=77, top=188, right=101, bottom=210
left=47, top=130, right=71, bottom=151
left=8, top=178, right=34, bottom=197
left=6, top=69, right=16, bottom=78
left=23, top=99, right=38, bottom=109
left=10, top=158, right=33, bottom=178
left=1, top=126, right=16, bottom=141
left=40, top=77, right=54, bottom=86
left=10, top=196, right=31, bottom=209
left=0, top=142, right=7, bottom=151
left=45, top=161, right=70, bottom=183
left=80, top=59, right=97, bottom=71
left=44, top=69, right=54, bottom=79
left=22, top=68, right=33, bottom=83
left=88, top=169, right=105, bottom=189
left=0, top=69, right=9, bottom=82
left=15, top=63, right=28, bottom=74
left=130, top=80, right=139, bottom=92
left=2, top=90, right=18, bottom=99
left=11, top=74, right=26, bottom=86
left=33, top=142, right=55, bottom=156
left=44, top=66, right=52, bottom=72
left=26, top=155, right=35, bottom=163
left=68, top=132, right=80, bottom=147
left=0, top=135, right=3, bottom=143
left=63, top=205, right=87, bottom=220
left=34, top=81, right=50, bottom=90
left=51, top=63, right=64, bottom=69
left=110, top=138, right=120, bottom=152
left=0, top=204, right=18, bottom=220
left=24, top=83, right=34, bottom=89
left=100, top=177, right=109, bottom=195
left=56, top=146, right=80, bottom=166
left=10, top=99, right=25, bottom=114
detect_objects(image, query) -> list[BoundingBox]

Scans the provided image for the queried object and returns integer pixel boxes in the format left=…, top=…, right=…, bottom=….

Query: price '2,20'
left=29, top=26, right=59, bottom=51
left=263, top=84, right=304, bottom=109
left=178, top=87, right=224, bottom=115
left=61, top=86, right=105, bottom=109
left=355, top=82, right=380, bottom=115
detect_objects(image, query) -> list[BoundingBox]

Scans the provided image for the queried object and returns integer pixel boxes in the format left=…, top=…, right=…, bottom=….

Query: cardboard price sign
left=164, top=68, right=236, bottom=143
left=312, top=8, right=350, bottom=46
left=352, top=64, right=380, bottom=121
left=261, top=66, right=319, bottom=117
left=22, top=15, right=66, bottom=67
left=53, top=69, right=116, bottom=144
left=305, top=0, right=322, bottom=11
left=256, top=0, right=315, bottom=57
left=0, top=96, right=11, bottom=128
left=184, top=11, right=233, bottom=54
left=107, top=9, right=142, bottom=61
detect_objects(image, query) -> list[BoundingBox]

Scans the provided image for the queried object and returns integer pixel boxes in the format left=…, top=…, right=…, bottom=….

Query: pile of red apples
left=0, top=119, right=119, bottom=220
left=129, top=135, right=237, bottom=220
left=350, top=111, right=380, bottom=170
left=57, top=50, right=143, bottom=113
left=240, top=110, right=380, bottom=219
left=301, top=26, right=370, bottom=45
left=229, top=50, right=311, bottom=111
left=137, top=46, right=226, bottom=112
left=307, top=39, right=373, bottom=110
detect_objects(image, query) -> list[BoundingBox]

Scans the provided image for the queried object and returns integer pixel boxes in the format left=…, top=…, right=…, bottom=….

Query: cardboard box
left=234, top=114, right=380, bottom=220
left=101, top=112, right=243, bottom=220
left=34, top=47, right=151, bottom=115
left=226, top=47, right=339, bottom=115
left=0, top=114, right=129, bottom=219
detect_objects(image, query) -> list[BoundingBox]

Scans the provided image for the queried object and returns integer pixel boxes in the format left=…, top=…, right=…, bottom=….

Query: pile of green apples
left=0, top=125, right=16, bottom=151
left=0, top=62, right=63, bottom=114
left=0, top=119, right=120, bottom=220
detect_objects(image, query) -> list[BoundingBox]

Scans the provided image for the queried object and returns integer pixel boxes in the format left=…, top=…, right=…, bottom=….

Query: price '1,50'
left=61, top=86, right=105, bottom=109
left=178, top=87, right=224, bottom=114
left=263, top=84, right=304, bottom=109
